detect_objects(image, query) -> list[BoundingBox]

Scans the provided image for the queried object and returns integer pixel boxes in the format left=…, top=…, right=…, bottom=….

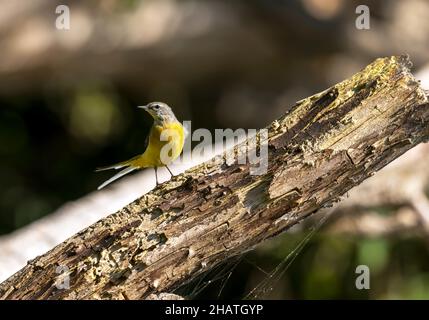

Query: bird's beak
left=138, top=105, right=148, bottom=110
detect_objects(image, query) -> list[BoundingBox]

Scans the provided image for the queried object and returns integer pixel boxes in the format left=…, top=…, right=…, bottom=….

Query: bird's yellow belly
left=137, top=122, right=184, bottom=168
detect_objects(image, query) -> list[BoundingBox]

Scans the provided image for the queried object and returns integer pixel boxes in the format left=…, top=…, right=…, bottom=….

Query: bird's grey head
left=138, top=102, right=177, bottom=123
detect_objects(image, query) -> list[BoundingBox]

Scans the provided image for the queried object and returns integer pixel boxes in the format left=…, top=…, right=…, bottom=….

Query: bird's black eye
left=153, top=104, right=160, bottom=110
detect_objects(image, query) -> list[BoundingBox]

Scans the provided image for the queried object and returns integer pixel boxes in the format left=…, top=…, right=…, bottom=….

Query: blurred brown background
left=1, top=0, right=429, bottom=299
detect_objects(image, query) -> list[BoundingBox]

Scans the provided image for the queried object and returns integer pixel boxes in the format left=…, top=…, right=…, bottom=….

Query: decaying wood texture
left=1, top=55, right=428, bottom=300
left=326, top=143, right=429, bottom=237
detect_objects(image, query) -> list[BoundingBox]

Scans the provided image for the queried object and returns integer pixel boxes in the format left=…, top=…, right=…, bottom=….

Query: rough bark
left=1, top=55, right=428, bottom=300
left=326, top=142, right=429, bottom=236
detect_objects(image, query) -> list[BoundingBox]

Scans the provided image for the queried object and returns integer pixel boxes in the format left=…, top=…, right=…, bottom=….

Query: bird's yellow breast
left=137, top=122, right=184, bottom=167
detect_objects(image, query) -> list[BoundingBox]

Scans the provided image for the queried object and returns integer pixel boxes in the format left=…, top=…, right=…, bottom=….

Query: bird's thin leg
left=155, top=167, right=159, bottom=185
left=165, top=165, right=174, bottom=177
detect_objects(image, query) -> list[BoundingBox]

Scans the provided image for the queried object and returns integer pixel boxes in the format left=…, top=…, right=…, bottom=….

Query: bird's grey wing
left=142, top=129, right=150, bottom=151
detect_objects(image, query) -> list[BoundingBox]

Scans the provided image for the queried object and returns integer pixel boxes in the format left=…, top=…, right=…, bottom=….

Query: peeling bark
left=1, top=55, right=428, bottom=300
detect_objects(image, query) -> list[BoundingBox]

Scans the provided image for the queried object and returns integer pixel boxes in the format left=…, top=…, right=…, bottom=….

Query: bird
left=96, top=102, right=185, bottom=190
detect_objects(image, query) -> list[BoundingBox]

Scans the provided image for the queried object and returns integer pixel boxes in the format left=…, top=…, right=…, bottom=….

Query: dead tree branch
left=1, top=55, right=428, bottom=300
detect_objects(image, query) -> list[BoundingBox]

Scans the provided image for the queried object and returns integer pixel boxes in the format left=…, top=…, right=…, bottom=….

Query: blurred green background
left=1, top=0, right=429, bottom=299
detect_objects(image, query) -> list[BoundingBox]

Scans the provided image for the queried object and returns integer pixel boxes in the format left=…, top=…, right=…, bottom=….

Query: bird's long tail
left=95, top=154, right=141, bottom=172
left=96, top=155, right=141, bottom=190
left=97, top=166, right=136, bottom=190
